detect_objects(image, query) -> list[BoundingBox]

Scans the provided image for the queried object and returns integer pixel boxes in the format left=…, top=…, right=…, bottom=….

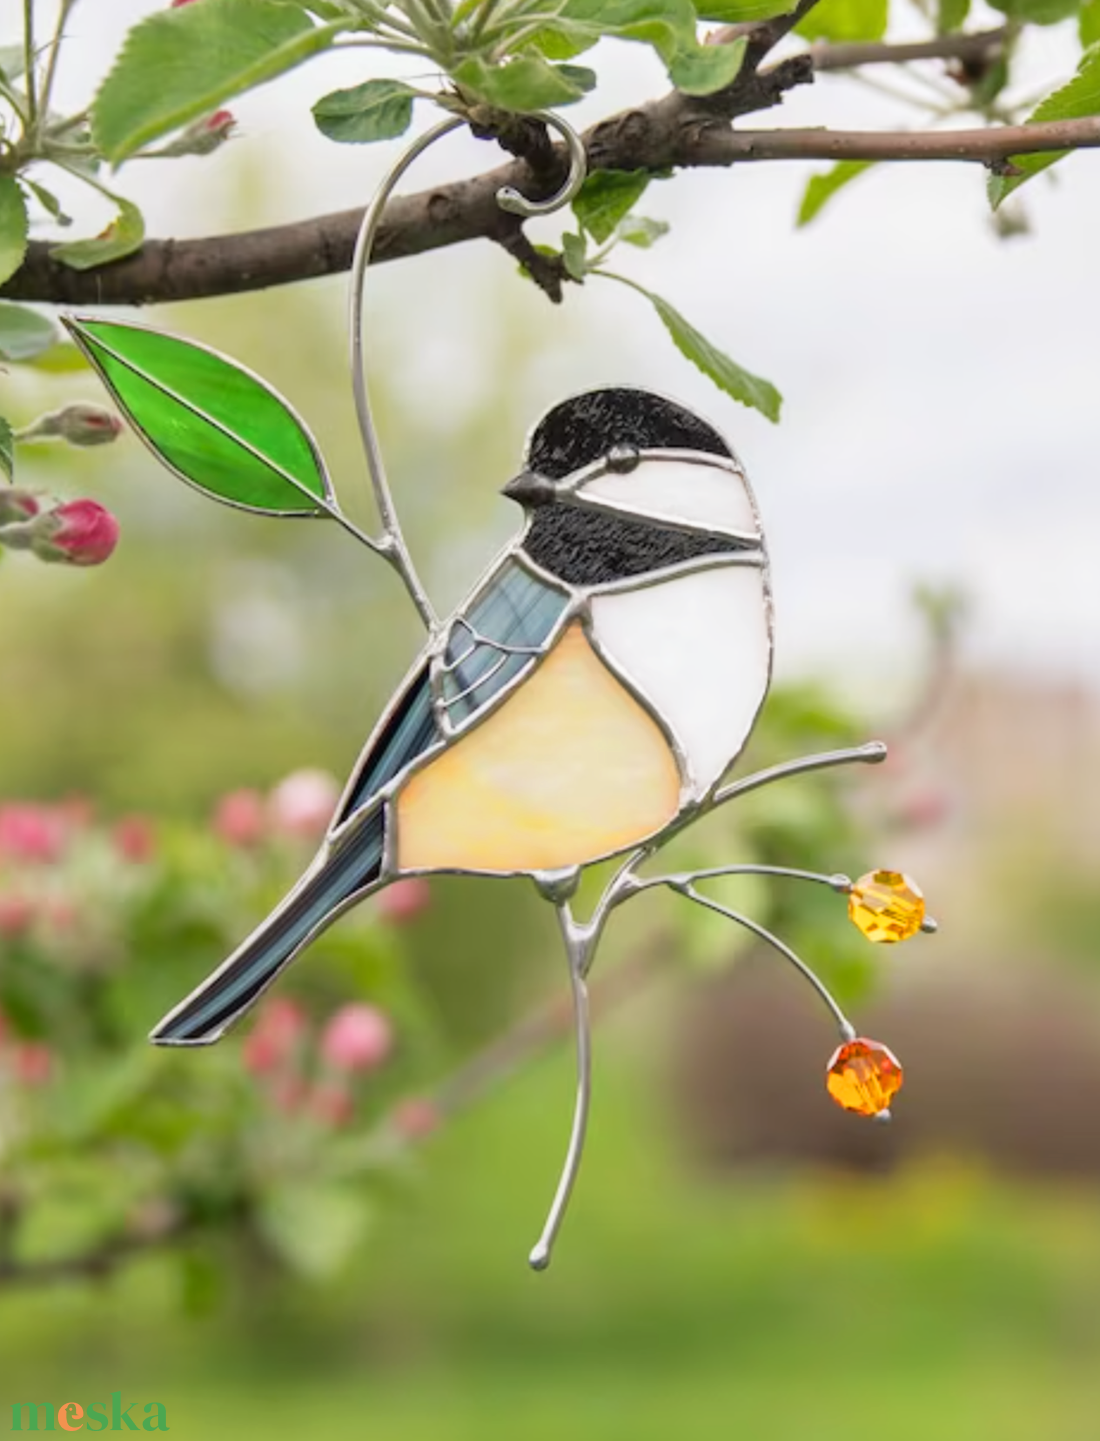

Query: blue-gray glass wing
left=337, top=558, right=567, bottom=825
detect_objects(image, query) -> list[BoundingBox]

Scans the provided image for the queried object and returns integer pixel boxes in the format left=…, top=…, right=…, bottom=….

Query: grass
left=3, top=1037, right=1100, bottom=1439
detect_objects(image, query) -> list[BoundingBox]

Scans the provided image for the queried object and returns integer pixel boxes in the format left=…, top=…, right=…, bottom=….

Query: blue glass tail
left=151, top=807, right=386, bottom=1046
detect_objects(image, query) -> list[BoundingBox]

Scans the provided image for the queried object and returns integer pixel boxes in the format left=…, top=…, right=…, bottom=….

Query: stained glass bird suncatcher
left=64, top=111, right=935, bottom=1270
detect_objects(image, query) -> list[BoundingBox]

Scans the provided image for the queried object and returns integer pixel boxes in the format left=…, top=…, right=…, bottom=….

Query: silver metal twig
left=349, top=108, right=589, bottom=633
left=529, top=903, right=592, bottom=1271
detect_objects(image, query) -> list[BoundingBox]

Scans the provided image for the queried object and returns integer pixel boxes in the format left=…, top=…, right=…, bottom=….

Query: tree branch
left=4, top=99, right=1096, bottom=308
left=808, top=25, right=1010, bottom=72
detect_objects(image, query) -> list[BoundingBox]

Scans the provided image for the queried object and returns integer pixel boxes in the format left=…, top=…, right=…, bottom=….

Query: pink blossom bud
left=242, top=997, right=307, bottom=1075
left=32, top=499, right=120, bottom=567
left=268, top=769, right=339, bottom=841
left=113, top=815, right=156, bottom=863
left=22, top=403, right=122, bottom=447
left=171, top=0, right=200, bottom=5
left=0, top=804, right=66, bottom=863
left=0, top=489, right=40, bottom=526
left=392, top=1097, right=439, bottom=1140
left=214, top=789, right=266, bottom=847
left=13, top=1042, right=53, bottom=1086
left=310, top=1079, right=354, bottom=1128
left=320, top=1003, right=393, bottom=1074
left=377, top=878, right=431, bottom=925
left=0, top=894, right=35, bottom=938
left=156, top=110, right=237, bottom=157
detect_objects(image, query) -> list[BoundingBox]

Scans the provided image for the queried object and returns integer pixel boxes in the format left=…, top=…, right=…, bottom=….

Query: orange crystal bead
left=825, top=1037, right=903, bottom=1117
left=848, top=869, right=925, bottom=943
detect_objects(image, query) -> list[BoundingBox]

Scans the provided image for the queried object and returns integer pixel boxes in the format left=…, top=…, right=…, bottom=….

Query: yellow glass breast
left=396, top=622, right=681, bottom=874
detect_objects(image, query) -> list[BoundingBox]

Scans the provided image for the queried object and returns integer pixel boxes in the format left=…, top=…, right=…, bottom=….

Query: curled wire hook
left=348, top=109, right=589, bottom=633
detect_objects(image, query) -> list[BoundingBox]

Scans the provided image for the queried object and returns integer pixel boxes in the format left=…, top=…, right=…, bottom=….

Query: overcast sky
left=31, top=0, right=1100, bottom=703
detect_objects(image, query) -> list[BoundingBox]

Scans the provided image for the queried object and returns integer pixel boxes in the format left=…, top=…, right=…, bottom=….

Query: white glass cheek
left=590, top=564, right=771, bottom=798
left=578, top=458, right=760, bottom=537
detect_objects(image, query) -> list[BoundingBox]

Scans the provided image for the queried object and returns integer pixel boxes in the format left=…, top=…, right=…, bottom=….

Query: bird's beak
left=502, top=470, right=556, bottom=507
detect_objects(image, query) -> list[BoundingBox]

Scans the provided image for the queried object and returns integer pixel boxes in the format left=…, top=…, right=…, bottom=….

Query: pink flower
left=34, top=499, right=119, bottom=567
left=214, top=789, right=266, bottom=848
left=113, top=815, right=156, bottom=863
left=320, top=1003, right=393, bottom=1074
left=242, top=997, right=307, bottom=1075
left=392, top=1097, right=439, bottom=1140
left=377, top=878, right=431, bottom=925
left=310, top=1080, right=353, bottom=1128
left=0, top=894, right=34, bottom=938
left=0, top=804, right=66, bottom=863
left=268, top=769, right=339, bottom=841
left=13, top=1042, right=53, bottom=1086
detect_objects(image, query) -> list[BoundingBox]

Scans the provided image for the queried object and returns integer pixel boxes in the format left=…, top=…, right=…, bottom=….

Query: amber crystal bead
left=848, top=869, right=925, bottom=943
left=825, top=1037, right=903, bottom=1118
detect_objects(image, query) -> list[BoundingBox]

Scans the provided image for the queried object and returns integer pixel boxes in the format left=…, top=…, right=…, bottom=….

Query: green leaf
left=651, top=291, right=781, bottom=421
left=562, top=0, right=746, bottom=94
left=561, top=230, right=588, bottom=279
left=989, top=43, right=1100, bottom=207
left=257, top=1183, right=371, bottom=1279
left=529, top=21, right=601, bottom=59
left=797, top=0, right=888, bottom=42
left=604, top=273, right=781, bottom=421
left=667, top=34, right=746, bottom=91
left=556, top=62, right=599, bottom=92
left=62, top=316, right=335, bottom=516
left=0, top=44, right=25, bottom=82
left=1081, top=0, right=1100, bottom=43
left=24, top=178, right=72, bottom=227
left=617, top=214, right=670, bottom=246
left=694, top=0, right=791, bottom=18
left=453, top=53, right=591, bottom=108
left=573, top=169, right=651, bottom=243
left=0, top=174, right=28, bottom=287
left=311, top=78, right=417, bottom=143
left=936, top=0, right=970, bottom=30
left=988, top=0, right=1080, bottom=22
left=0, top=303, right=59, bottom=363
left=797, top=159, right=874, bottom=226
left=0, top=417, right=12, bottom=483
left=50, top=197, right=145, bottom=271
left=93, top=0, right=340, bottom=163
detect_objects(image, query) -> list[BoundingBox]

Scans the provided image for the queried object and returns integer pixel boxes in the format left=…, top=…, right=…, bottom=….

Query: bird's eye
left=606, top=444, right=640, bottom=473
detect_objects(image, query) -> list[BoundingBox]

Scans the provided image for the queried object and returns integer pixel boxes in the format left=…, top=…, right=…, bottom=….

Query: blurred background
left=2, top=1, right=1100, bottom=1436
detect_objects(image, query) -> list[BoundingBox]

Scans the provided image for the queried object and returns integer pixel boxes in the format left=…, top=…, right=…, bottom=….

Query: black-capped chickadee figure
left=153, top=387, right=772, bottom=1044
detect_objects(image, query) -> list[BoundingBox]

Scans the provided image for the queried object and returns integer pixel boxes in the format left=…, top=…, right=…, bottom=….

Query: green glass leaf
left=797, top=0, right=888, bottom=42
left=797, top=160, right=874, bottom=226
left=1083, top=0, right=1100, bottom=45
left=62, top=317, right=334, bottom=517
left=0, top=174, right=28, bottom=288
left=617, top=215, right=670, bottom=247
left=0, top=417, right=13, bottom=483
left=92, top=0, right=341, bottom=163
left=50, top=197, right=145, bottom=271
left=453, top=53, right=591, bottom=108
left=573, top=169, right=651, bottom=243
left=0, top=303, right=58, bottom=363
left=311, top=78, right=417, bottom=144
left=989, top=43, right=1100, bottom=207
